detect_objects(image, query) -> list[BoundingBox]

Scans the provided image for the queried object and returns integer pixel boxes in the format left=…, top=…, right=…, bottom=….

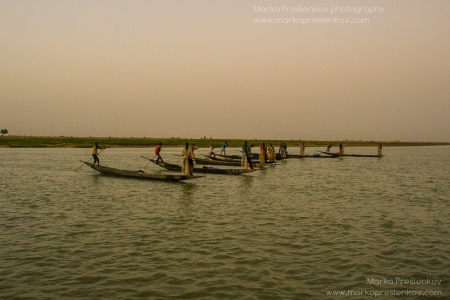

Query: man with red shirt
left=155, top=142, right=164, bottom=163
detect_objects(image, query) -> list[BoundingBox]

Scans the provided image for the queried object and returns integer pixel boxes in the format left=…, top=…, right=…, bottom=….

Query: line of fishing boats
left=79, top=149, right=383, bottom=182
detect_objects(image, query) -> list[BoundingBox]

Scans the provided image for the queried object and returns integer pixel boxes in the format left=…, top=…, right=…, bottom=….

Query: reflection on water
left=179, top=182, right=197, bottom=202
left=0, top=146, right=449, bottom=299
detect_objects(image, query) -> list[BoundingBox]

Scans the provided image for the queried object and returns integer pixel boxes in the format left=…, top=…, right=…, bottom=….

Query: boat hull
left=147, top=159, right=258, bottom=175
left=193, top=157, right=244, bottom=166
left=203, top=155, right=264, bottom=164
left=319, top=151, right=383, bottom=158
left=81, top=161, right=200, bottom=181
left=297, top=155, right=339, bottom=158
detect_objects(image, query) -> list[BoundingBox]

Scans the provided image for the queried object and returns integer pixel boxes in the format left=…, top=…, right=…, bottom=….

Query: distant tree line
left=1, top=129, right=8, bottom=136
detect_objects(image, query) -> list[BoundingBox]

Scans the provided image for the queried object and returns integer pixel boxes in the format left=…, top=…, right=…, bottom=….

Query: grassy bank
left=0, top=136, right=448, bottom=148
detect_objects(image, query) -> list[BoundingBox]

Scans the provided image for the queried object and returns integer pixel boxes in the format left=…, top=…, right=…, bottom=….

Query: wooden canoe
left=145, top=158, right=258, bottom=175
left=297, top=155, right=340, bottom=158
left=203, top=154, right=261, bottom=164
left=289, top=152, right=338, bottom=158
left=213, top=153, right=245, bottom=160
left=194, top=157, right=244, bottom=166
left=173, top=154, right=246, bottom=166
left=81, top=161, right=201, bottom=181
left=319, top=151, right=383, bottom=158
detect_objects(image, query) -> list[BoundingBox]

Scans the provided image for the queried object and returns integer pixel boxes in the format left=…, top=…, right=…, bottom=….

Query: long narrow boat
left=81, top=161, right=201, bottom=181
left=144, top=158, right=258, bottom=175
left=203, top=154, right=261, bottom=164
left=319, top=151, right=383, bottom=158
left=250, top=152, right=339, bottom=159
left=213, top=153, right=244, bottom=160
left=289, top=153, right=339, bottom=158
left=175, top=154, right=246, bottom=167
left=191, top=157, right=244, bottom=166
left=172, top=155, right=245, bottom=166
left=297, top=155, right=340, bottom=159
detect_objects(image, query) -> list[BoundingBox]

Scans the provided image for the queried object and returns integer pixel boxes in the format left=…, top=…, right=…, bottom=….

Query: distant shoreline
left=0, top=136, right=448, bottom=148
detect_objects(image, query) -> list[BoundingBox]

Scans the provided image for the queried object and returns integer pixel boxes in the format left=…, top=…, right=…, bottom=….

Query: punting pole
left=74, top=141, right=114, bottom=171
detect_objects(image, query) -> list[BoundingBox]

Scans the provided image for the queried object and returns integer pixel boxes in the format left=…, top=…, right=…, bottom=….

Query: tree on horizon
left=1, top=129, right=8, bottom=136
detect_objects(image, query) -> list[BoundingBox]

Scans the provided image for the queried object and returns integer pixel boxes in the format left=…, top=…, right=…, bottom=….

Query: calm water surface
left=1, top=146, right=449, bottom=299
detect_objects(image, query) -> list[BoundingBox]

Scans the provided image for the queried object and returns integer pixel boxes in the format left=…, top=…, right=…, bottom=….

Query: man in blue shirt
left=220, top=141, right=228, bottom=155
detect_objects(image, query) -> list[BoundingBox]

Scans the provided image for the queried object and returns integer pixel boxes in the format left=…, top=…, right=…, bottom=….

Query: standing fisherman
left=242, top=141, right=254, bottom=170
left=279, top=142, right=287, bottom=158
left=92, top=142, right=106, bottom=165
left=268, top=143, right=275, bottom=162
left=338, top=143, right=344, bottom=156
left=155, top=142, right=164, bottom=163
left=378, top=144, right=383, bottom=157
left=259, top=143, right=267, bottom=166
left=220, top=141, right=228, bottom=156
left=209, top=145, right=216, bottom=157
left=182, top=142, right=194, bottom=175
left=300, top=142, right=306, bottom=156
left=191, top=143, right=198, bottom=164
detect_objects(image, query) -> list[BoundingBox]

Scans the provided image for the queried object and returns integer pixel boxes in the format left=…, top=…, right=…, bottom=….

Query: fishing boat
left=296, top=155, right=340, bottom=159
left=287, top=152, right=339, bottom=158
left=80, top=161, right=201, bottom=181
left=213, top=153, right=244, bottom=160
left=173, top=155, right=245, bottom=166
left=319, top=151, right=383, bottom=158
left=187, top=157, right=244, bottom=166
left=203, top=154, right=261, bottom=164
left=145, top=158, right=258, bottom=175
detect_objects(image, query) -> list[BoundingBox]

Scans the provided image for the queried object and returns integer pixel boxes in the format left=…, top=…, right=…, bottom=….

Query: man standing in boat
left=338, top=143, right=344, bottom=156
left=279, top=142, right=287, bottom=158
left=191, top=143, right=198, bottom=164
left=268, top=143, right=275, bottom=162
left=300, top=142, right=306, bottom=156
left=378, top=144, right=383, bottom=157
left=242, top=141, right=254, bottom=169
left=182, top=142, right=194, bottom=176
left=155, top=142, right=164, bottom=163
left=220, top=141, right=228, bottom=156
left=209, top=145, right=216, bottom=157
left=325, top=144, right=332, bottom=153
left=259, top=143, right=267, bottom=166
left=92, top=142, right=105, bottom=166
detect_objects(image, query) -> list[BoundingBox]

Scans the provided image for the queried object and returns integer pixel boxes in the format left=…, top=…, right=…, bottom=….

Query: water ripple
left=0, top=147, right=449, bottom=299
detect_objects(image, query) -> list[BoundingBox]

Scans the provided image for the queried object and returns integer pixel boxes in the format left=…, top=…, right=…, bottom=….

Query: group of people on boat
left=257, top=143, right=276, bottom=167
left=89, top=140, right=383, bottom=174
left=322, top=143, right=346, bottom=156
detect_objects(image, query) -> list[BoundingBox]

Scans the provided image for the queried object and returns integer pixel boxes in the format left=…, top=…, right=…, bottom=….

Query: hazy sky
left=1, top=0, right=449, bottom=142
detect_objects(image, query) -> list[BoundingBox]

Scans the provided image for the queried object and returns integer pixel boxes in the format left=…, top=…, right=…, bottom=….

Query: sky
left=1, top=0, right=449, bottom=142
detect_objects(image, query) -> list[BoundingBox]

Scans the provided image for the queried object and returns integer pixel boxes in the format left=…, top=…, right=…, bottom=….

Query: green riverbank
left=0, top=136, right=448, bottom=148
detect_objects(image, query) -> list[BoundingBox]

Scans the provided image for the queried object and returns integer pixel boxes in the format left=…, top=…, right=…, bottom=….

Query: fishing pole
left=141, top=154, right=156, bottom=169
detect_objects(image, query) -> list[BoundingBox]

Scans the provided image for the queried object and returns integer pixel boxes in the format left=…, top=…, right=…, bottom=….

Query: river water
left=1, top=146, right=449, bottom=299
